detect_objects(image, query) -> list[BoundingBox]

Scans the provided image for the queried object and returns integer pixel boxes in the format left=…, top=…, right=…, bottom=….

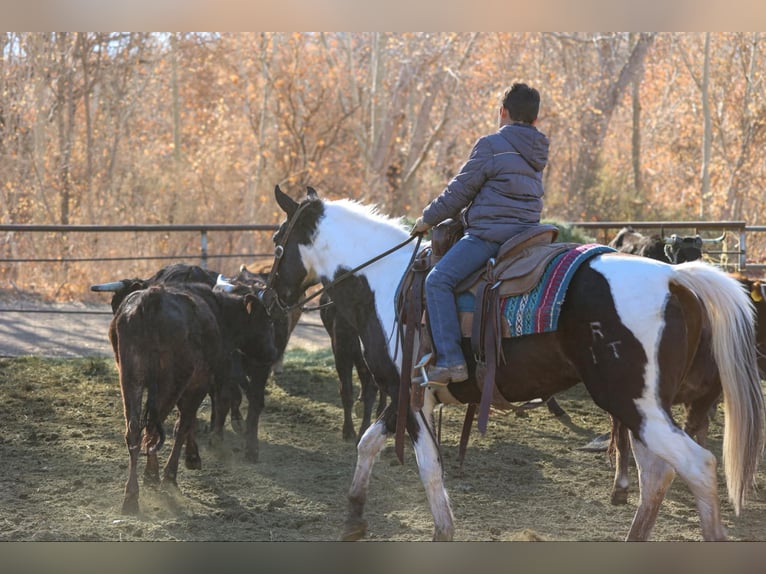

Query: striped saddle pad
left=457, top=244, right=615, bottom=338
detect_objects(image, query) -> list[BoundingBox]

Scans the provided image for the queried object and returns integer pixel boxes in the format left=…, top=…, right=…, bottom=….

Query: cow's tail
left=671, top=260, right=766, bottom=514
left=139, top=358, right=164, bottom=454
left=137, top=289, right=165, bottom=453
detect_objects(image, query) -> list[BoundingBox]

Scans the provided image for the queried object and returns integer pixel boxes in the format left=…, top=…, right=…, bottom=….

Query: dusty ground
left=3, top=290, right=766, bottom=542
left=3, top=349, right=766, bottom=542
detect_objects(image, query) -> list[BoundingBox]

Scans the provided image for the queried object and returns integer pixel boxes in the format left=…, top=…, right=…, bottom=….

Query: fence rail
left=0, top=223, right=279, bottom=269
left=1, top=220, right=765, bottom=316
left=568, top=220, right=752, bottom=270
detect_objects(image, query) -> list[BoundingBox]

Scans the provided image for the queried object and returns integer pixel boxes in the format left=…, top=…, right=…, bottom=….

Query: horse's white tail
left=671, top=260, right=766, bottom=514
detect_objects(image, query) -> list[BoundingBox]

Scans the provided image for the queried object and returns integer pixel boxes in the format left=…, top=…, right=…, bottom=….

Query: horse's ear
left=306, top=186, right=318, bottom=200
left=275, top=185, right=298, bottom=217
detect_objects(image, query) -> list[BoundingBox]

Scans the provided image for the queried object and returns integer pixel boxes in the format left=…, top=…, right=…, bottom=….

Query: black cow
left=109, top=282, right=277, bottom=514
left=92, top=262, right=221, bottom=313
left=91, top=263, right=249, bottom=434
left=212, top=266, right=299, bottom=461
left=609, top=226, right=704, bottom=263
left=230, top=265, right=387, bottom=445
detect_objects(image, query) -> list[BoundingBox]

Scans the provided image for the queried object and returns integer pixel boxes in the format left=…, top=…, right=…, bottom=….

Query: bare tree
left=562, top=32, right=656, bottom=218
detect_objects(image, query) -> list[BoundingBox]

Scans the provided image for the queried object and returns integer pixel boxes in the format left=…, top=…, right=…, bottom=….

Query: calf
left=110, top=282, right=276, bottom=514
left=211, top=267, right=300, bottom=462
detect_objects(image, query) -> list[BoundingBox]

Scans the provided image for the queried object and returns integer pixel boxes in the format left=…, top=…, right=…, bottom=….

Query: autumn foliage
left=1, top=33, right=765, bottom=299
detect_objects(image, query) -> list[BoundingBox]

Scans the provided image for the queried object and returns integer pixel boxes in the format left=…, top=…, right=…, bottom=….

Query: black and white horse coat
left=268, top=185, right=765, bottom=541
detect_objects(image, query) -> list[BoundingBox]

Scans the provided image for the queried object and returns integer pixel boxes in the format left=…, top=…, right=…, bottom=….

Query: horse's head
left=269, top=185, right=323, bottom=308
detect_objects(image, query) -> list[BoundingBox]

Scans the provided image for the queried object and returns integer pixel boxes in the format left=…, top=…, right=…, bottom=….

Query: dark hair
left=502, top=83, right=540, bottom=124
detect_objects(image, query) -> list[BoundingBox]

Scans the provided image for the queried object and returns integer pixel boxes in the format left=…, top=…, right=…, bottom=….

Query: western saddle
left=395, top=219, right=579, bottom=462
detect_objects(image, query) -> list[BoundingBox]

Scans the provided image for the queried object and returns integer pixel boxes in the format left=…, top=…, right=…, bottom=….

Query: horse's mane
left=328, top=198, right=410, bottom=235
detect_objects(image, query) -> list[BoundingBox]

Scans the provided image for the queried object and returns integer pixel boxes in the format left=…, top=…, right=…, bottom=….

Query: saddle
left=395, top=220, right=578, bottom=457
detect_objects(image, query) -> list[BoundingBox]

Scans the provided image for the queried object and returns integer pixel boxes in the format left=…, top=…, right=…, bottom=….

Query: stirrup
left=413, top=353, right=439, bottom=387
left=414, top=352, right=433, bottom=369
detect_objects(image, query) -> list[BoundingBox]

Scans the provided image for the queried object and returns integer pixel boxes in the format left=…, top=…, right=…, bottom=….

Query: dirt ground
left=3, top=291, right=766, bottom=542
left=3, top=348, right=766, bottom=542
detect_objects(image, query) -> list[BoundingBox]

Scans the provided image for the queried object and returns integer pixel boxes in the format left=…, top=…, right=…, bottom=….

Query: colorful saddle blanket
left=457, top=243, right=615, bottom=338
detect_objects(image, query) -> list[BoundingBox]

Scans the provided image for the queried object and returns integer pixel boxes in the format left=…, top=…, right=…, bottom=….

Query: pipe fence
left=1, top=220, right=765, bottom=317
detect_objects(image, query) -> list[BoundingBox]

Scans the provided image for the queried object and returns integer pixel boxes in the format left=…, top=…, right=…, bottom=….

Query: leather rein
left=261, top=200, right=422, bottom=316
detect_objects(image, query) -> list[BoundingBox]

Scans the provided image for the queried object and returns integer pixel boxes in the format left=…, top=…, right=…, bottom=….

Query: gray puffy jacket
left=421, top=122, right=549, bottom=243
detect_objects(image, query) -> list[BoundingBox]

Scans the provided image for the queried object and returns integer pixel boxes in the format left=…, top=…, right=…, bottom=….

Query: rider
left=410, top=82, right=550, bottom=385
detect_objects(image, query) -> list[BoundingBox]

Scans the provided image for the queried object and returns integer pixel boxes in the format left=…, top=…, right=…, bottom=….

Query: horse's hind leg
left=629, top=426, right=725, bottom=541
left=343, top=419, right=388, bottom=541
left=662, top=437, right=725, bottom=540
left=626, top=436, right=676, bottom=540
left=610, top=416, right=632, bottom=505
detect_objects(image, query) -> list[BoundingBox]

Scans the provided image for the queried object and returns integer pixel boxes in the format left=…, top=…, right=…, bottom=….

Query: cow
left=229, top=265, right=387, bottom=445
left=91, top=263, right=250, bottom=434
left=211, top=266, right=300, bottom=461
left=609, top=226, right=707, bottom=264
left=109, top=282, right=277, bottom=514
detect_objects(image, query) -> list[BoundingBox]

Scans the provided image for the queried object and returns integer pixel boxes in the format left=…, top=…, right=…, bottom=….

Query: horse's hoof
left=244, top=449, right=259, bottom=464
left=342, top=427, right=356, bottom=442
left=432, top=528, right=454, bottom=541
left=340, top=519, right=367, bottom=541
left=610, top=488, right=629, bottom=505
left=185, top=454, right=202, bottom=470
left=230, top=418, right=244, bottom=435
left=121, top=497, right=139, bottom=515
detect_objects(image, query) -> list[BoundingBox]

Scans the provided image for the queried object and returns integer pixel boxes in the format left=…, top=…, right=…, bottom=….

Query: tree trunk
left=700, top=33, right=712, bottom=218
left=568, top=33, right=656, bottom=217
left=630, top=34, right=644, bottom=200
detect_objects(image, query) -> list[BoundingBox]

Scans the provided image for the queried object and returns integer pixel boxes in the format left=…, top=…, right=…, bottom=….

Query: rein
left=263, top=201, right=421, bottom=315
left=289, top=234, right=421, bottom=314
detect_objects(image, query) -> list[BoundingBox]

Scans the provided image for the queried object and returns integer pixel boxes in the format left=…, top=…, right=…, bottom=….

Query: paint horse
left=266, top=185, right=765, bottom=542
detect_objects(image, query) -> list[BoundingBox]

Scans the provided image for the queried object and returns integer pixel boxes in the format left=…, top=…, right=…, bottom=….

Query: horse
left=265, top=185, right=765, bottom=541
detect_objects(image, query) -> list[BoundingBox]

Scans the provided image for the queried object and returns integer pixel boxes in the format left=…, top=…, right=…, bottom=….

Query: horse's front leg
left=342, top=418, right=388, bottom=541
left=411, top=395, right=454, bottom=541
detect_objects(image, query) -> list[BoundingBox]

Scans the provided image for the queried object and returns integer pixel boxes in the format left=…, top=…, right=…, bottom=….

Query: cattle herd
left=90, top=261, right=387, bottom=515
left=88, top=226, right=766, bottom=532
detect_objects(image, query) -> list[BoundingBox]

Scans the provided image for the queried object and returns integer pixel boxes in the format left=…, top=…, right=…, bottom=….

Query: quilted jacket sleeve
left=421, top=136, right=492, bottom=226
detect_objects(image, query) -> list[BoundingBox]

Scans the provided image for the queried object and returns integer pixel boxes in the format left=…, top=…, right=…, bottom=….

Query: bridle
left=260, top=199, right=422, bottom=316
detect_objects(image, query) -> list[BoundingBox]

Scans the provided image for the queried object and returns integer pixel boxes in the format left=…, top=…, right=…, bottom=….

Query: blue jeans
left=425, top=234, right=501, bottom=367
